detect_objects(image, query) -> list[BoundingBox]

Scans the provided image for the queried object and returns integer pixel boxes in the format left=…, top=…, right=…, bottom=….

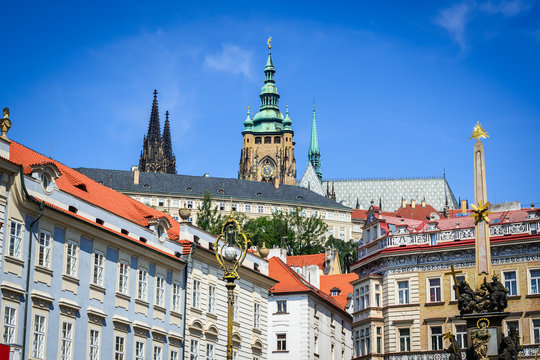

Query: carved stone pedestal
left=453, top=312, right=509, bottom=360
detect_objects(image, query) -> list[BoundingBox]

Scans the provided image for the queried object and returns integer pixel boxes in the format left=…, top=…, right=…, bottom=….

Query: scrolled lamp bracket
left=214, top=217, right=250, bottom=282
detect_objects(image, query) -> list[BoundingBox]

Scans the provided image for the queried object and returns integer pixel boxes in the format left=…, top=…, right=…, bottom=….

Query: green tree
left=196, top=191, right=223, bottom=235
left=325, top=236, right=358, bottom=273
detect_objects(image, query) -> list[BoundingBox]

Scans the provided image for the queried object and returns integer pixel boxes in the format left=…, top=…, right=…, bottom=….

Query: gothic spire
left=162, top=111, right=176, bottom=174
left=308, top=104, right=322, bottom=180
left=259, top=42, right=280, bottom=113
left=147, top=89, right=161, bottom=141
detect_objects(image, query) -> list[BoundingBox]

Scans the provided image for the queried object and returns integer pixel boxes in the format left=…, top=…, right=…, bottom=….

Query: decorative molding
left=30, top=290, right=54, bottom=309
left=152, top=326, right=168, bottom=343
left=112, top=315, right=131, bottom=333
left=1, top=281, right=24, bottom=301
left=58, top=298, right=81, bottom=318
left=87, top=307, right=106, bottom=325
left=133, top=321, right=150, bottom=337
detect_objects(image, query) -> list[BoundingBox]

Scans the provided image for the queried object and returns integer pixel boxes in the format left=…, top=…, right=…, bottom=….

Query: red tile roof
left=287, top=253, right=326, bottom=270
left=8, top=141, right=180, bottom=240
left=320, top=273, right=359, bottom=309
left=269, top=257, right=350, bottom=316
left=351, top=209, right=368, bottom=220
left=394, top=204, right=441, bottom=221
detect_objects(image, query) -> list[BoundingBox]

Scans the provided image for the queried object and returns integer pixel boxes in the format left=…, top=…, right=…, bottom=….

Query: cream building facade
left=351, top=205, right=540, bottom=360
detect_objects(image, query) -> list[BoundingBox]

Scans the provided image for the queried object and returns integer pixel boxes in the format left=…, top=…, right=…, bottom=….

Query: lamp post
left=214, top=213, right=250, bottom=359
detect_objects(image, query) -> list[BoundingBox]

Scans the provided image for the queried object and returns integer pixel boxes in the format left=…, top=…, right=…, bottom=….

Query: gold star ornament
left=470, top=200, right=492, bottom=225
left=469, top=121, right=489, bottom=140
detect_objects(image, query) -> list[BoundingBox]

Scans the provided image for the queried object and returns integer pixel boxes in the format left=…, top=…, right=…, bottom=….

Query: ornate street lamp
left=214, top=213, right=250, bottom=359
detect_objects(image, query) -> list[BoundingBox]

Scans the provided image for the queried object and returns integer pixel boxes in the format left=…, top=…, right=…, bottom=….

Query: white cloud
left=204, top=44, right=254, bottom=78
left=435, top=3, right=472, bottom=51
left=479, top=0, right=533, bottom=16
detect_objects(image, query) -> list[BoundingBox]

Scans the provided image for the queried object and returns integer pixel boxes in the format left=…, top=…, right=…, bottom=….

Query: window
left=60, top=322, right=73, bottom=360
left=276, top=333, right=287, bottom=351
left=32, top=314, right=46, bottom=359
left=37, top=230, right=52, bottom=267
left=170, top=350, right=179, bottom=360
left=155, top=275, right=165, bottom=307
left=277, top=300, right=287, bottom=313
left=456, top=325, right=468, bottom=349
left=89, top=329, right=100, bottom=360
left=172, top=199, right=179, bottom=207
left=158, top=198, right=165, bottom=206
left=264, top=136, right=271, bottom=144
left=207, top=285, right=216, bottom=313
left=8, top=220, right=23, bottom=258
left=137, top=268, right=148, bottom=301
left=398, top=281, right=409, bottom=304
left=254, top=303, right=260, bottom=329
left=233, top=294, right=239, bottom=321
left=360, top=327, right=371, bottom=355
left=118, top=261, right=129, bottom=294
left=430, top=233, right=437, bottom=245
left=354, top=288, right=360, bottom=312
left=431, top=326, right=443, bottom=350
left=255, top=137, right=261, bottom=144
left=429, top=278, right=442, bottom=302
left=353, top=224, right=361, bottom=232
left=245, top=204, right=251, bottom=212
left=192, top=279, right=201, bottom=308
left=339, top=213, right=345, bottom=221
left=506, top=320, right=519, bottom=336
left=354, top=331, right=360, bottom=357
left=232, top=203, right=237, bottom=211
left=452, top=275, right=466, bottom=300
left=339, top=228, right=345, bottom=240
left=359, top=285, right=370, bottom=309
left=376, top=327, right=382, bottom=353
left=206, top=343, right=214, bottom=360
left=503, top=271, right=518, bottom=296
left=533, top=319, right=540, bottom=344
left=92, top=251, right=105, bottom=286
left=331, top=289, right=340, bottom=296
left=172, top=282, right=181, bottom=313
left=115, top=335, right=125, bottom=360
left=135, top=341, right=145, bottom=360
left=274, top=136, right=281, bottom=143
left=65, top=241, right=78, bottom=277
left=154, top=345, right=163, bottom=360
left=399, top=328, right=410, bottom=351
left=190, top=339, right=199, bottom=360
left=327, top=212, right=334, bottom=220
left=258, top=205, right=264, bottom=213
left=3, top=306, right=16, bottom=344
left=530, top=269, right=540, bottom=294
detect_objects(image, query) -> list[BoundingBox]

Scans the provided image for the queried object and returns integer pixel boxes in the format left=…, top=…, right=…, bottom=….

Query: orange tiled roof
left=9, top=141, right=180, bottom=240
left=269, top=257, right=349, bottom=316
left=394, top=203, right=441, bottom=221
left=320, top=273, right=359, bottom=309
left=287, top=253, right=326, bottom=270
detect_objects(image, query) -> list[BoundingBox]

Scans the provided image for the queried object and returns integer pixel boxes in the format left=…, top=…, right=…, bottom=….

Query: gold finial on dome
left=267, top=36, right=272, bottom=50
left=469, top=121, right=489, bottom=140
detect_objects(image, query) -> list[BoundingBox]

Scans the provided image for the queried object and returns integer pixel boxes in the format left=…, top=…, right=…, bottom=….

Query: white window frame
left=118, top=260, right=130, bottom=295
left=206, top=343, right=214, bottom=360
left=153, top=344, right=163, bottom=360
left=245, top=204, right=251, bottom=213
left=172, top=281, right=181, bottom=313
left=92, top=251, right=105, bottom=286
left=115, top=335, right=126, bottom=360
left=65, top=241, right=78, bottom=277
left=430, top=325, right=443, bottom=350
left=190, top=339, right=199, bottom=360
left=60, top=321, right=74, bottom=360
left=135, top=340, right=145, bottom=360
left=254, top=302, right=260, bottom=329
left=192, top=279, right=201, bottom=308
left=170, top=349, right=179, bottom=360
left=455, top=324, right=468, bottom=349
left=502, top=270, right=518, bottom=296
left=398, top=327, right=410, bottom=352
left=528, top=267, right=540, bottom=295
left=208, top=285, right=216, bottom=314
left=532, top=318, right=540, bottom=344
left=276, top=333, right=287, bottom=351
left=233, top=294, right=239, bottom=322
left=32, top=313, right=47, bottom=359
left=155, top=274, right=165, bottom=307
left=88, top=328, right=100, bottom=360
left=258, top=205, right=264, bottom=213
left=427, top=277, right=442, bottom=303
left=137, top=267, right=148, bottom=301
left=277, top=300, right=287, bottom=313
left=504, top=319, right=520, bottom=336
left=37, top=230, right=52, bottom=268
left=397, top=280, right=409, bottom=304
left=8, top=220, right=23, bottom=258
left=2, top=305, right=17, bottom=344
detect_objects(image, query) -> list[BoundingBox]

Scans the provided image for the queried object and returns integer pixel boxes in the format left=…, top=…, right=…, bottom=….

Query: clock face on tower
left=261, top=164, right=275, bottom=179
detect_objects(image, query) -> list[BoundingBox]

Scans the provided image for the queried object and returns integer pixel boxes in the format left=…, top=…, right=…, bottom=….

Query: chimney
left=411, top=200, right=416, bottom=209
left=133, top=168, right=140, bottom=185
left=421, top=199, right=426, bottom=207
left=401, top=198, right=406, bottom=208
left=274, top=177, right=280, bottom=189
left=461, top=199, right=468, bottom=214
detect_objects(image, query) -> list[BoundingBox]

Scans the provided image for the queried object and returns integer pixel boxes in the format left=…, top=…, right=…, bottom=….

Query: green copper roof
left=243, top=106, right=253, bottom=129
left=308, top=105, right=322, bottom=179
left=283, top=105, right=292, bottom=130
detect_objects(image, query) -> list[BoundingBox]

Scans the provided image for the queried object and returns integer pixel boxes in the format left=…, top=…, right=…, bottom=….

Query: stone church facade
left=238, top=44, right=296, bottom=185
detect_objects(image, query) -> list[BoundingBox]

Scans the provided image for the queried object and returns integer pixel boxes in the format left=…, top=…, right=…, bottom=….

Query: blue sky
left=2, top=0, right=539, bottom=208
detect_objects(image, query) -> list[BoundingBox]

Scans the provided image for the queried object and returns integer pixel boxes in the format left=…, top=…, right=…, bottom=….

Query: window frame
left=137, top=267, right=148, bottom=301
left=2, top=305, right=17, bottom=344
left=60, top=321, right=74, bottom=360
left=37, top=229, right=52, bottom=268
left=92, top=250, right=105, bottom=286
left=88, top=328, right=100, bottom=360
left=276, top=333, right=287, bottom=351
left=172, top=281, right=182, bottom=313
left=192, top=279, right=201, bottom=308
left=398, top=327, right=410, bottom=352
left=32, top=313, right=47, bottom=359
left=64, top=241, right=78, bottom=277
left=528, top=268, right=540, bottom=295
left=430, top=325, right=443, bottom=350
left=532, top=318, right=540, bottom=344
left=397, top=280, right=410, bottom=304
left=254, top=302, right=260, bottom=329
left=276, top=300, right=287, bottom=313
left=135, top=340, right=145, bottom=360
left=190, top=339, right=199, bottom=360
left=118, top=260, right=130, bottom=295
left=114, top=335, right=126, bottom=360
left=155, top=274, right=165, bottom=307
left=207, top=284, right=216, bottom=314
left=8, top=220, right=23, bottom=259
left=502, top=270, right=518, bottom=296
left=427, top=277, right=442, bottom=303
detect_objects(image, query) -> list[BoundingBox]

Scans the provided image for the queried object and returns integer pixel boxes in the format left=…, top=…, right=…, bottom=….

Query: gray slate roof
left=299, top=163, right=325, bottom=197
left=76, top=168, right=350, bottom=211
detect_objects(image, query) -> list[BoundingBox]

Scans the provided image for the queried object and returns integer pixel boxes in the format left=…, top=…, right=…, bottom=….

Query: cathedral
left=139, top=90, right=176, bottom=174
left=238, top=41, right=297, bottom=185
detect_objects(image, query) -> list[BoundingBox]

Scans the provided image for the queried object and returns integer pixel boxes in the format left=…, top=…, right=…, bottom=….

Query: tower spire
left=308, top=104, right=322, bottom=180
left=147, top=89, right=161, bottom=141
left=162, top=110, right=176, bottom=174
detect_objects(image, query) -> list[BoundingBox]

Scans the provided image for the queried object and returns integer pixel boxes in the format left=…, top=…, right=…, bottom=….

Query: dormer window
left=32, top=163, right=61, bottom=194
left=41, top=173, right=52, bottom=192
left=330, top=288, right=341, bottom=296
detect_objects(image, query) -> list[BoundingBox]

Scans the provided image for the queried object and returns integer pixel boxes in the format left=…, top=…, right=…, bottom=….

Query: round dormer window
left=41, top=172, right=53, bottom=193
left=157, top=225, right=166, bottom=243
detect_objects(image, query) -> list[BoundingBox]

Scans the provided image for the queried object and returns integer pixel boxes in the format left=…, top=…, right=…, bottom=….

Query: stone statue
left=474, top=283, right=492, bottom=313
left=444, top=333, right=463, bottom=360
left=471, top=319, right=491, bottom=360
left=498, top=328, right=519, bottom=360
left=484, top=275, right=508, bottom=312
left=455, top=280, right=476, bottom=315
left=1, top=108, right=11, bottom=138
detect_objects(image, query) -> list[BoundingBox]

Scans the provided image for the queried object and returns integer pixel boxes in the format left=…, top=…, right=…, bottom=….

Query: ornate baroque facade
left=238, top=44, right=296, bottom=185
left=139, top=90, right=176, bottom=174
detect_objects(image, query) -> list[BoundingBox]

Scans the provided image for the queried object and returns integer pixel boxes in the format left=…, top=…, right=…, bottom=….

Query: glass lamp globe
left=223, top=245, right=237, bottom=262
